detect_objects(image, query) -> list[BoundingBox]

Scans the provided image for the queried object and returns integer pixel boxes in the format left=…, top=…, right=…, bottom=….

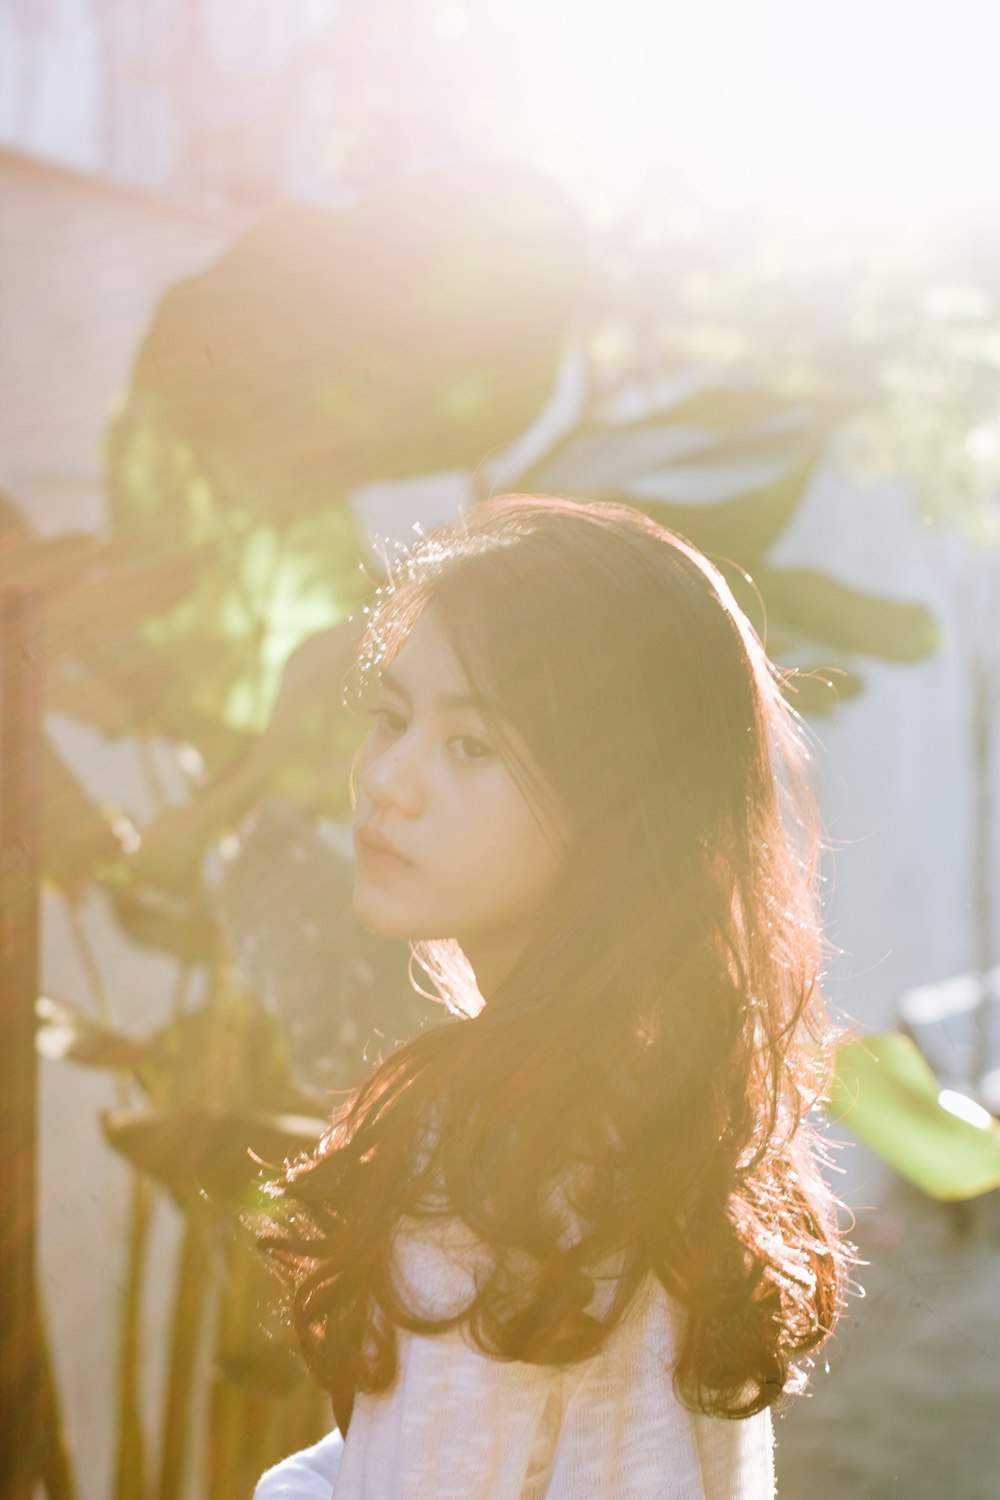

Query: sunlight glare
left=496, top=0, right=1000, bottom=222
left=937, top=1090, right=995, bottom=1131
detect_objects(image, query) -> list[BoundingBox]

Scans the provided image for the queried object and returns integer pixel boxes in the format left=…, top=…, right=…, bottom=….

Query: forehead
left=380, top=608, right=473, bottom=701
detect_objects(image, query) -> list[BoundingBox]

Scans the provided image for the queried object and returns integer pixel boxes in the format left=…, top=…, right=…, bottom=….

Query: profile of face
left=351, top=607, right=565, bottom=990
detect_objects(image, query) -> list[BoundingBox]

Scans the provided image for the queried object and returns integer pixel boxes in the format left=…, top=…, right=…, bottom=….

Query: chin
left=352, top=902, right=402, bottom=939
left=354, top=889, right=465, bottom=947
left=352, top=886, right=413, bottom=940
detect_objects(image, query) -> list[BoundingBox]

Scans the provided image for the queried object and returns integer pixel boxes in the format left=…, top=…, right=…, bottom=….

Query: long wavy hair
left=257, top=495, right=849, bottom=1430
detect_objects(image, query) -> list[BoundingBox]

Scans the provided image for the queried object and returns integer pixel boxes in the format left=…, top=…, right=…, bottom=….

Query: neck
left=457, top=928, right=531, bottom=1003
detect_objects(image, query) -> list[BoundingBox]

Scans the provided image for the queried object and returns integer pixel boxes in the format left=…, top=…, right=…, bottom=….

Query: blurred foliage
left=37, top=963, right=332, bottom=1498
left=832, top=1033, right=1000, bottom=1201
left=310, top=0, right=1000, bottom=544
left=10, top=155, right=982, bottom=1499
left=104, top=165, right=585, bottom=739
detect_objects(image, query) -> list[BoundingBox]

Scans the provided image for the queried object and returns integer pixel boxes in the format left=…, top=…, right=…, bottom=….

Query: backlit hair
left=258, top=495, right=850, bottom=1428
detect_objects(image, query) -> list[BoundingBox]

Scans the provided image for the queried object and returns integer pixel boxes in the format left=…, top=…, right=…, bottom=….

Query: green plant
left=12, top=160, right=974, bottom=1499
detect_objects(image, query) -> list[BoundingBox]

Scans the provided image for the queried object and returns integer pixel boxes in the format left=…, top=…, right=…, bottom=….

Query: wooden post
left=0, top=587, right=45, bottom=1500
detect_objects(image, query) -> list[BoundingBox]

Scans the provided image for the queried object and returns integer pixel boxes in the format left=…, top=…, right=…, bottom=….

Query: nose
left=359, top=731, right=426, bottom=819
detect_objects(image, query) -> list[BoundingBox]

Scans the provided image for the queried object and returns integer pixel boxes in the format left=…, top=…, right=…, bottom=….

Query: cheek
left=462, top=781, right=563, bottom=907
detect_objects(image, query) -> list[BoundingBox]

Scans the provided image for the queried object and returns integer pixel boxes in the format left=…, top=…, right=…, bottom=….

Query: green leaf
left=133, top=988, right=326, bottom=1117
left=755, top=565, right=939, bottom=662
left=831, top=1033, right=1000, bottom=1200
left=624, top=455, right=817, bottom=564
left=109, top=165, right=583, bottom=526
left=109, top=885, right=219, bottom=964
left=119, top=616, right=365, bottom=898
left=525, top=421, right=726, bottom=493
left=658, top=384, right=854, bottom=434
left=131, top=513, right=367, bottom=739
left=238, top=614, right=366, bottom=818
left=214, top=799, right=422, bottom=1093
left=525, top=410, right=812, bottom=507
left=101, top=1107, right=326, bottom=1204
left=40, top=532, right=198, bottom=648
left=100, top=167, right=583, bottom=746
left=0, top=508, right=207, bottom=746
left=42, top=736, right=125, bottom=894
left=36, top=995, right=148, bottom=1071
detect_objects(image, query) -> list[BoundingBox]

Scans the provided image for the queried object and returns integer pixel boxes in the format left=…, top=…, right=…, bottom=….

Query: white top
left=254, top=1212, right=776, bottom=1500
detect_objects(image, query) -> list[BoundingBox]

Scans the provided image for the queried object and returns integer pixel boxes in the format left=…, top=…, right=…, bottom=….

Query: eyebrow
left=379, top=667, right=490, bottom=712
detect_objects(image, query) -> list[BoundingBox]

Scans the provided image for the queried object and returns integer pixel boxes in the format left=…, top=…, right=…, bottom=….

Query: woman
left=254, top=495, right=850, bottom=1499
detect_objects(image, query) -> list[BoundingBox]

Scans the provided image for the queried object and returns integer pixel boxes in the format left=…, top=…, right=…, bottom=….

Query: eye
left=368, top=705, right=407, bottom=735
left=449, top=733, right=495, bottom=763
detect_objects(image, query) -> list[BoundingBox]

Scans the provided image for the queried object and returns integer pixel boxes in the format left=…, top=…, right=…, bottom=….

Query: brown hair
left=258, top=495, right=849, bottom=1427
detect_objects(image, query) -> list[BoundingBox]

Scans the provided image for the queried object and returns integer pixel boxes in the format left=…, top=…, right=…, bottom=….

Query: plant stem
left=113, top=1174, right=154, bottom=1500
left=38, top=1302, right=81, bottom=1500
left=64, top=897, right=113, bottom=1023
left=169, top=958, right=195, bottom=1023
left=64, top=898, right=132, bottom=1108
left=156, top=1212, right=211, bottom=1500
left=137, top=735, right=168, bottom=810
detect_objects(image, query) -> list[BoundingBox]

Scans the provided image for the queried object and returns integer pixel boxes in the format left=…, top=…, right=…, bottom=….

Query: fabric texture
left=253, top=1213, right=775, bottom=1500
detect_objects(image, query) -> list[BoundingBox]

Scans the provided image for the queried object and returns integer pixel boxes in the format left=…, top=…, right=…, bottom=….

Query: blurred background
left=1, top=2, right=999, bottom=1497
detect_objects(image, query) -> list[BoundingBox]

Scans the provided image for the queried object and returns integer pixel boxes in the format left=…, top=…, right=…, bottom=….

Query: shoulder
left=342, top=1279, right=775, bottom=1500
left=253, top=1428, right=344, bottom=1500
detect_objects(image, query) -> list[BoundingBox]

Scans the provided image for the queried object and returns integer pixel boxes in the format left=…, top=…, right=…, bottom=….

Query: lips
left=354, top=825, right=413, bottom=866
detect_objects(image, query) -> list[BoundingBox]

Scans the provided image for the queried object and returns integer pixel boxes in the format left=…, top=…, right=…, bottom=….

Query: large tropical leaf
left=126, top=510, right=368, bottom=740
left=0, top=494, right=192, bottom=743
left=523, top=405, right=814, bottom=513
left=504, top=373, right=937, bottom=692
left=215, top=799, right=424, bottom=1092
left=246, top=615, right=366, bottom=819
left=101, top=1108, right=325, bottom=1206
left=625, top=457, right=817, bottom=565
left=100, top=166, right=583, bottom=743
left=108, top=164, right=584, bottom=532
left=120, top=616, right=365, bottom=898
left=108, top=884, right=220, bottom=964
left=129, top=989, right=320, bottom=1116
left=41, top=736, right=125, bottom=894
left=753, top=564, right=940, bottom=662
left=36, top=994, right=148, bottom=1072
left=831, top=1033, right=1000, bottom=1200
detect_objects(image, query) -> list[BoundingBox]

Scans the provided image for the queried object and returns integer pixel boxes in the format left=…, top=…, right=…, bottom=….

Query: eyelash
left=366, top=707, right=495, bottom=763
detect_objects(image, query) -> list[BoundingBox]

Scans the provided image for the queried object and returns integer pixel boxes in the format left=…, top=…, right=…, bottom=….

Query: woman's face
left=352, top=607, right=564, bottom=985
